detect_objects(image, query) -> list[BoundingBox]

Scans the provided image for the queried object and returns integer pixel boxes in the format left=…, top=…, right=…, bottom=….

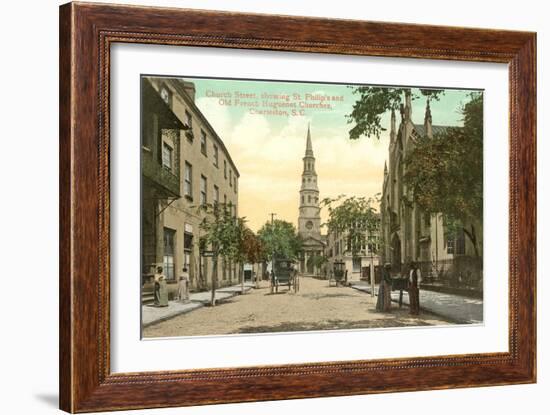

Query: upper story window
left=162, top=142, right=173, bottom=171
left=200, top=175, right=207, bottom=205
left=184, top=162, right=193, bottom=198
left=160, top=85, right=172, bottom=107
left=224, top=160, right=227, bottom=179
left=200, top=130, right=207, bottom=156
left=143, top=113, right=158, bottom=150
left=185, top=110, right=193, bottom=130
left=213, top=185, right=219, bottom=204
left=213, top=144, right=219, bottom=167
left=229, top=170, right=233, bottom=187
left=234, top=177, right=237, bottom=193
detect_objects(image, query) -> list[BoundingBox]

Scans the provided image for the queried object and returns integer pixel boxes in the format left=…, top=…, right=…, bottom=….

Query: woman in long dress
left=154, top=266, right=169, bottom=307
left=376, top=263, right=392, bottom=312
left=177, top=267, right=190, bottom=303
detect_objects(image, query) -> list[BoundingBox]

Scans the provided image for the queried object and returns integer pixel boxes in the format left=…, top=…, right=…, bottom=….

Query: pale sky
left=188, top=77, right=474, bottom=233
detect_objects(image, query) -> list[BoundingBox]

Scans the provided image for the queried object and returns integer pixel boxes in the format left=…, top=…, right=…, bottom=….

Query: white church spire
left=305, top=122, right=314, bottom=156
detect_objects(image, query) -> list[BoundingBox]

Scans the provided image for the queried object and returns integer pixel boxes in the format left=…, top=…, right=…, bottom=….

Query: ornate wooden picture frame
left=59, top=2, right=536, bottom=412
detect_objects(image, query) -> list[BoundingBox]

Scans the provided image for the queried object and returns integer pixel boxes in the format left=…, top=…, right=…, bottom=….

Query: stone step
left=142, top=292, right=155, bottom=305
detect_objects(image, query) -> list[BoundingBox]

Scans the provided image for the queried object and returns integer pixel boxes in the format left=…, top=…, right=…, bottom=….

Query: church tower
left=298, top=124, right=321, bottom=240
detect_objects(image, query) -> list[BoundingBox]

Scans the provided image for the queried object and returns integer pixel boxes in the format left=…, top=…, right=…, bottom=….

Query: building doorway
left=391, top=234, right=401, bottom=273
left=163, top=227, right=176, bottom=281
left=306, top=253, right=314, bottom=274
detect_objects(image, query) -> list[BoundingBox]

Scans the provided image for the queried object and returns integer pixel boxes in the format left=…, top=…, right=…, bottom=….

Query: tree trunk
left=462, top=224, right=479, bottom=258
left=211, top=248, right=218, bottom=306
left=240, top=262, right=244, bottom=294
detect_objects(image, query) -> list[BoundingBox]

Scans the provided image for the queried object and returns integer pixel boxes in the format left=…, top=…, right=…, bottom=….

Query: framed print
left=59, top=2, right=536, bottom=413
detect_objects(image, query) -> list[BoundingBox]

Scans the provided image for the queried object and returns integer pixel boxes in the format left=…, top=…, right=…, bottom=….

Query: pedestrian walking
left=154, top=266, right=168, bottom=307
left=376, top=263, right=392, bottom=312
left=177, top=267, right=190, bottom=303
left=408, top=261, right=421, bottom=315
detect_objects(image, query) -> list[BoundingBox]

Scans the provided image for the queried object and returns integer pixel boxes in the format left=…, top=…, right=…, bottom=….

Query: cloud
left=195, top=97, right=233, bottom=139
left=196, top=94, right=389, bottom=233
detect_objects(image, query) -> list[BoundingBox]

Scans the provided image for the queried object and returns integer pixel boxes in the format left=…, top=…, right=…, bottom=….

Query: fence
left=418, top=256, right=483, bottom=290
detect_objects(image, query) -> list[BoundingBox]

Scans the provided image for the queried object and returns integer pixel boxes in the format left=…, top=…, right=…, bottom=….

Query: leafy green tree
left=238, top=226, right=265, bottom=289
left=322, top=196, right=380, bottom=257
left=257, top=219, right=303, bottom=261
left=240, top=226, right=265, bottom=265
left=347, top=87, right=443, bottom=140
left=323, top=196, right=380, bottom=290
left=199, top=202, right=241, bottom=305
left=403, top=92, right=483, bottom=256
left=228, top=219, right=265, bottom=292
left=307, top=254, right=328, bottom=275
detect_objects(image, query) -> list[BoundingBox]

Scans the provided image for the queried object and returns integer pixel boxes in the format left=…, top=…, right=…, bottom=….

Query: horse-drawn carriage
left=271, top=259, right=299, bottom=293
left=329, top=260, right=346, bottom=287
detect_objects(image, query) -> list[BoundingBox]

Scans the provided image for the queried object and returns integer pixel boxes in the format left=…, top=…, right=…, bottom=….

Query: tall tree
left=322, top=196, right=380, bottom=257
left=323, top=196, right=380, bottom=292
left=257, top=219, right=303, bottom=261
left=199, top=202, right=242, bottom=305
left=307, top=253, right=328, bottom=275
left=347, top=87, right=443, bottom=140
left=240, top=227, right=265, bottom=265
left=237, top=226, right=265, bottom=289
left=403, top=92, right=483, bottom=256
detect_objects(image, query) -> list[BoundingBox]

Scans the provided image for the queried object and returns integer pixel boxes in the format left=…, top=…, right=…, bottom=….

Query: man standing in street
left=408, top=261, right=421, bottom=315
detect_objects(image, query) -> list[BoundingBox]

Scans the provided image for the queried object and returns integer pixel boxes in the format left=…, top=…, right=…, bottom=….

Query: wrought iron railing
left=141, top=152, right=180, bottom=197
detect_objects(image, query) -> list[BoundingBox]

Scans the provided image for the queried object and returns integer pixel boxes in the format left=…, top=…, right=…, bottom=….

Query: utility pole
left=237, top=216, right=245, bottom=295
left=269, top=213, right=277, bottom=292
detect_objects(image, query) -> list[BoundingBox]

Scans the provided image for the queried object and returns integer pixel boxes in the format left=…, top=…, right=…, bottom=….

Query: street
left=143, top=276, right=452, bottom=338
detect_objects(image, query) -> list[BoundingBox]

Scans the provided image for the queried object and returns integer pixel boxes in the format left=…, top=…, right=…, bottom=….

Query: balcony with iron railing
left=141, top=150, right=180, bottom=198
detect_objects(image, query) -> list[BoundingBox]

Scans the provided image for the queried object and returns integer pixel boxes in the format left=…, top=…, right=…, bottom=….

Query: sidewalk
left=351, top=283, right=483, bottom=324
left=142, top=282, right=255, bottom=328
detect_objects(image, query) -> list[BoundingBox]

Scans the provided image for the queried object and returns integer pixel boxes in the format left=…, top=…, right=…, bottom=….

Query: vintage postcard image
left=140, top=76, right=483, bottom=338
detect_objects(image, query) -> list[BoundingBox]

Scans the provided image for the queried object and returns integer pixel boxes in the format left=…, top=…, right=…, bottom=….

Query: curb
left=143, top=286, right=253, bottom=328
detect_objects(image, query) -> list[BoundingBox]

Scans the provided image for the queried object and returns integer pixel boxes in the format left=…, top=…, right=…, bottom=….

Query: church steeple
left=424, top=99, right=433, bottom=138
left=302, top=123, right=316, bottom=175
left=298, top=124, right=321, bottom=240
left=390, top=108, right=396, bottom=143
left=305, top=123, right=314, bottom=156
left=404, top=89, right=412, bottom=120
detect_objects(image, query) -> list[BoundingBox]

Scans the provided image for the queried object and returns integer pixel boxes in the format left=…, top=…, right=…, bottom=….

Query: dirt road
left=143, top=276, right=451, bottom=338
